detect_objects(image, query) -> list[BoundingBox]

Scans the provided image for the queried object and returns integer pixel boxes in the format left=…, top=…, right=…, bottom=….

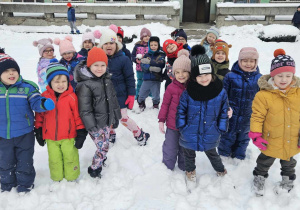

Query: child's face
left=149, top=41, right=159, bottom=51
left=207, top=33, right=217, bottom=44
left=117, top=35, right=123, bottom=43
left=90, top=61, right=107, bottom=77
left=240, top=59, right=256, bottom=72
left=1, top=68, right=19, bottom=85
left=62, top=51, right=74, bottom=61
left=42, top=47, right=54, bottom=59
left=51, top=75, right=68, bottom=93
left=166, top=43, right=178, bottom=54
left=142, top=36, right=150, bottom=43
left=176, top=37, right=186, bottom=45
left=174, top=69, right=189, bottom=84
left=102, top=42, right=117, bottom=56
left=273, top=72, right=294, bottom=90
left=215, top=51, right=226, bottom=63
left=298, top=8, right=300, bottom=11
left=83, top=40, right=94, bottom=50
left=196, top=74, right=212, bottom=86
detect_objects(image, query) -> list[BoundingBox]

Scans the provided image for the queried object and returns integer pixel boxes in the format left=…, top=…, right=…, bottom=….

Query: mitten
left=125, top=95, right=135, bottom=110
left=249, top=131, right=268, bottom=151
left=141, top=58, right=150, bottom=64
left=159, top=122, right=165, bottom=134
left=149, top=66, right=161, bottom=73
left=112, top=119, right=119, bottom=129
left=41, top=98, right=55, bottom=110
left=34, top=127, right=45, bottom=146
left=75, top=129, right=88, bottom=149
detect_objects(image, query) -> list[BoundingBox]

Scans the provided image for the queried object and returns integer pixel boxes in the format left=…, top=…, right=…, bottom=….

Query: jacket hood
left=258, top=74, right=300, bottom=90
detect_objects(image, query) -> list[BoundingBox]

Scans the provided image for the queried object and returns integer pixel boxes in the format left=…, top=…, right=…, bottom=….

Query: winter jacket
left=60, top=52, right=84, bottom=90
left=211, top=59, right=230, bottom=81
left=78, top=48, right=89, bottom=59
left=75, top=61, right=121, bottom=132
left=141, top=50, right=165, bottom=82
left=223, top=61, right=261, bottom=133
left=36, top=57, right=51, bottom=92
left=107, top=50, right=136, bottom=109
left=122, top=43, right=132, bottom=63
left=292, top=11, right=300, bottom=24
left=132, top=41, right=148, bottom=71
left=67, top=7, right=76, bottom=22
left=158, top=79, right=185, bottom=130
left=0, top=76, right=48, bottom=139
left=183, top=44, right=191, bottom=51
left=201, top=40, right=213, bottom=59
left=35, top=84, right=85, bottom=141
left=250, top=75, right=300, bottom=161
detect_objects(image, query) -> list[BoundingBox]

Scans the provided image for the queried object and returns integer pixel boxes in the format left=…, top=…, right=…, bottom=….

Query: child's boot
left=135, top=129, right=150, bottom=146
left=185, top=170, right=197, bottom=192
left=136, top=101, right=146, bottom=114
left=71, top=30, right=75, bottom=34
left=217, top=169, right=227, bottom=177
left=88, top=166, right=102, bottom=178
left=252, top=175, right=266, bottom=197
left=153, top=103, right=159, bottom=109
left=76, top=30, right=80, bottom=34
left=274, top=175, right=295, bottom=195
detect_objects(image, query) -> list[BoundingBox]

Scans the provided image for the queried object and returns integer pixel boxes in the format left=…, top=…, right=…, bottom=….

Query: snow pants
left=138, top=80, right=161, bottom=105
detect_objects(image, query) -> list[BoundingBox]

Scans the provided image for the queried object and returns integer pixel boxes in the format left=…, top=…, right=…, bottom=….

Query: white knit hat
left=94, top=24, right=123, bottom=50
left=82, top=29, right=95, bottom=45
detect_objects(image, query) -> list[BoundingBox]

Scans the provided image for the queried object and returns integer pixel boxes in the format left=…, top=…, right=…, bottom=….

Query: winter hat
left=82, top=29, right=95, bottom=45
left=190, top=45, right=212, bottom=79
left=87, top=47, right=108, bottom=67
left=0, top=53, right=20, bottom=76
left=206, top=26, right=220, bottom=39
left=162, top=39, right=178, bottom=54
left=140, top=28, right=151, bottom=40
left=33, top=38, right=54, bottom=57
left=270, top=49, right=295, bottom=77
left=94, top=24, right=123, bottom=51
left=67, top=2, right=72, bottom=7
left=171, top=29, right=187, bottom=42
left=46, top=58, right=69, bottom=84
left=117, top=26, right=124, bottom=39
left=238, top=47, right=259, bottom=71
left=148, top=36, right=160, bottom=50
left=54, top=36, right=76, bottom=56
left=172, top=49, right=191, bottom=74
left=211, top=39, right=232, bottom=62
left=298, top=5, right=300, bottom=9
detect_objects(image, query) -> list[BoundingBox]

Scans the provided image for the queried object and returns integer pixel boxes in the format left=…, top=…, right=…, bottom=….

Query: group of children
left=0, top=24, right=299, bottom=197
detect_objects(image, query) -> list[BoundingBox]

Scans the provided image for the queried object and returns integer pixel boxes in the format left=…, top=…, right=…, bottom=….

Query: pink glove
left=159, top=122, right=165, bottom=134
left=249, top=131, right=268, bottom=151
left=125, top=95, right=135, bottom=110
left=227, top=107, right=233, bottom=119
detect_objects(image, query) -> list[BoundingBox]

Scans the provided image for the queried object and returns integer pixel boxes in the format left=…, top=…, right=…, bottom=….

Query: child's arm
left=131, top=45, right=138, bottom=63
left=122, top=59, right=136, bottom=97
left=34, top=112, right=46, bottom=146
left=149, top=54, right=166, bottom=73
left=250, top=92, right=268, bottom=133
left=70, top=93, right=85, bottom=130
left=222, top=73, right=231, bottom=94
left=158, top=86, right=172, bottom=123
left=218, top=91, right=229, bottom=133
left=176, top=91, right=188, bottom=130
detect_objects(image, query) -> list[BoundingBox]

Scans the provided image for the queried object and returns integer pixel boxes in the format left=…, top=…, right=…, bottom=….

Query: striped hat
left=0, top=53, right=20, bottom=76
left=46, top=59, right=69, bottom=84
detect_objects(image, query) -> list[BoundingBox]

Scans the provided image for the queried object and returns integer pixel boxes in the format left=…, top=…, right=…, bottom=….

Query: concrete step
left=180, top=22, right=214, bottom=41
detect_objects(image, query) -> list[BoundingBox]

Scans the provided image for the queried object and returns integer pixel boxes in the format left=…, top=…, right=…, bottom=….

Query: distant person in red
left=67, top=2, right=80, bottom=34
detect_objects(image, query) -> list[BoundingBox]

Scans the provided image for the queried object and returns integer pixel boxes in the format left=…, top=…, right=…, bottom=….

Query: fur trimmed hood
left=258, top=74, right=300, bottom=90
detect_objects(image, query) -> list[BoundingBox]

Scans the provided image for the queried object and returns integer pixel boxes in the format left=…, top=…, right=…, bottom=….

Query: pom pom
left=191, top=44, right=206, bottom=57
left=33, top=41, right=38, bottom=47
left=85, top=28, right=92, bottom=33
left=109, top=24, right=118, bottom=34
left=177, top=49, right=189, bottom=58
left=0, top=48, right=5, bottom=54
left=93, top=30, right=102, bottom=39
left=50, top=58, right=59, bottom=63
left=48, top=38, right=53, bottom=44
left=65, top=35, right=73, bottom=42
left=228, top=44, right=232, bottom=48
left=274, top=49, right=285, bottom=58
left=54, top=38, right=61, bottom=45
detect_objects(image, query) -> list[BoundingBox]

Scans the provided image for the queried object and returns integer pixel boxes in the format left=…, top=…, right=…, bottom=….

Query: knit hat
left=162, top=39, right=178, bottom=54
left=172, top=49, right=191, bottom=74
left=270, top=49, right=295, bottom=77
left=0, top=53, right=20, bottom=76
left=54, top=36, right=76, bottom=56
left=171, top=29, right=187, bottom=42
left=82, top=29, right=95, bottom=45
left=140, top=28, right=151, bottom=40
left=46, top=58, right=69, bottom=84
left=148, top=36, right=160, bottom=51
left=94, top=24, right=123, bottom=51
left=238, top=47, right=259, bottom=71
left=67, top=2, right=72, bottom=7
left=33, top=38, right=54, bottom=57
left=211, top=39, right=232, bottom=62
left=190, top=45, right=212, bottom=79
left=87, top=47, right=108, bottom=67
left=117, top=26, right=124, bottom=39
left=206, top=26, right=220, bottom=39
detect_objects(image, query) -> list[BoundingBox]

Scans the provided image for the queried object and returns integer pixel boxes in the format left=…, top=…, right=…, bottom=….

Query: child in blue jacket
left=0, top=53, right=54, bottom=193
left=292, top=6, right=300, bottom=29
left=67, top=2, right=80, bottom=34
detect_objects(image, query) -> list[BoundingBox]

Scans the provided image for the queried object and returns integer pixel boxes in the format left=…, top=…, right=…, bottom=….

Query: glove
left=227, top=107, right=233, bottom=119
left=165, top=63, right=174, bottom=80
left=136, top=54, right=143, bottom=60
left=159, top=122, right=165, bottom=134
left=149, top=66, right=161, bottom=73
left=112, top=119, right=119, bottom=129
left=141, top=58, right=150, bottom=64
left=125, top=95, right=135, bottom=110
left=41, top=98, right=55, bottom=110
left=249, top=131, right=268, bottom=151
left=75, top=129, right=88, bottom=149
left=34, top=127, right=45, bottom=146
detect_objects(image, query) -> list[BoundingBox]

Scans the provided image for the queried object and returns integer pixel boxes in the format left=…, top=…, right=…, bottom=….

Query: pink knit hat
left=82, top=29, right=95, bottom=45
left=33, top=38, right=54, bottom=57
left=54, top=36, right=76, bottom=56
left=172, top=49, right=191, bottom=74
left=140, top=28, right=151, bottom=40
left=238, top=47, right=259, bottom=71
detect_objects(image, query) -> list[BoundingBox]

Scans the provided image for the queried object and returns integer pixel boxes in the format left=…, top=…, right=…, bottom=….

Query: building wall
left=172, top=0, right=183, bottom=22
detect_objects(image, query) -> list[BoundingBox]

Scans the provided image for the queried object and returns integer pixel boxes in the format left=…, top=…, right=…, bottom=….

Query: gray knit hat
left=190, top=45, right=212, bottom=79
left=206, top=26, right=220, bottom=39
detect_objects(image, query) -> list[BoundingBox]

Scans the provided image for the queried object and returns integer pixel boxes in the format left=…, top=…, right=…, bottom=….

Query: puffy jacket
left=35, top=84, right=85, bottom=140
left=141, top=50, right=165, bottom=81
left=158, top=79, right=185, bottom=130
left=211, top=59, right=230, bottom=81
left=108, top=50, right=136, bottom=109
left=122, top=43, right=132, bottom=63
left=132, top=41, right=148, bottom=71
left=201, top=40, right=213, bottom=59
left=250, top=75, right=300, bottom=160
left=36, top=57, right=51, bottom=92
left=0, top=76, right=47, bottom=139
left=223, top=61, right=261, bottom=133
left=78, top=48, right=89, bottom=59
left=67, top=7, right=76, bottom=22
left=292, top=11, right=300, bottom=24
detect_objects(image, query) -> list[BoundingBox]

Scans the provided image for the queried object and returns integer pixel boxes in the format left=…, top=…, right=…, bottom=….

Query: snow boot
left=76, top=30, right=80, bottom=34
left=153, top=103, right=159, bottom=109
left=252, top=175, right=266, bottom=197
left=88, top=166, right=102, bottom=178
left=185, top=170, right=197, bottom=192
left=217, top=169, right=227, bottom=177
left=109, top=133, right=116, bottom=144
left=274, top=175, right=295, bottom=195
left=71, top=30, right=75, bottom=34
left=136, top=100, right=146, bottom=114
left=135, top=129, right=150, bottom=146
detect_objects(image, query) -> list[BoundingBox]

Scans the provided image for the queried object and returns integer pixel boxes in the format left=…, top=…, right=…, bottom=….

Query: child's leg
left=253, top=153, right=275, bottom=177
left=150, top=81, right=161, bottom=105
left=72, top=21, right=79, bottom=31
left=69, top=21, right=74, bottom=32
left=231, top=130, right=250, bottom=160
left=162, top=128, right=181, bottom=170
left=136, top=71, right=144, bottom=99
left=182, top=147, right=196, bottom=172
left=204, top=148, right=225, bottom=173
left=178, top=145, right=185, bottom=171
left=137, top=81, right=151, bottom=104
left=61, top=139, right=80, bottom=181
left=47, top=140, right=64, bottom=181
left=280, top=157, right=297, bottom=179
left=120, top=108, right=141, bottom=137
left=218, top=130, right=237, bottom=157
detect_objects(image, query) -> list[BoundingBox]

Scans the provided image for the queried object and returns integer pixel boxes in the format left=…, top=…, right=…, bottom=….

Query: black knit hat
left=149, top=36, right=160, bottom=49
left=171, top=29, right=187, bottom=42
left=190, top=45, right=212, bottom=79
left=0, top=53, right=20, bottom=76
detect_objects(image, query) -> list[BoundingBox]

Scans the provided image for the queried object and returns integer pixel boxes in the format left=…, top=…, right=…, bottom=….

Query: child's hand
left=34, top=127, right=45, bottom=146
left=141, top=58, right=150, bottom=64
left=125, top=95, right=135, bottom=110
left=75, top=129, right=88, bottom=149
left=41, top=98, right=55, bottom=110
left=227, top=107, right=233, bottom=119
left=249, top=131, right=268, bottom=150
left=159, top=122, right=165, bottom=134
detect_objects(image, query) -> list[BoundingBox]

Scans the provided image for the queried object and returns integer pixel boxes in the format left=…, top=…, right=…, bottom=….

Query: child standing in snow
left=0, top=53, right=55, bottom=193
left=132, top=27, right=151, bottom=99
left=33, top=38, right=55, bottom=92
left=176, top=45, right=229, bottom=191
left=35, top=60, right=87, bottom=186
left=75, top=47, right=121, bottom=178
left=249, top=49, right=300, bottom=196
left=116, top=26, right=132, bottom=62
left=158, top=49, right=190, bottom=171
left=218, top=47, right=262, bottom=160
left=67, top=2, right=80, bottom=34
left=200, top=26, right=219, bottom=59
left=292, top=6, right=300, bottom=29
left=78, top=29, right=96, bottom=59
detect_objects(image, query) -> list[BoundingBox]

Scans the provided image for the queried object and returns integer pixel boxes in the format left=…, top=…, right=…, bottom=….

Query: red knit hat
left=163, top=39, right=178, bottom=54
left=87, top=47, right=108, bottom=67
left=67, top=2, right=72, bottom=7
left=117, top=26, right=124, bottom=39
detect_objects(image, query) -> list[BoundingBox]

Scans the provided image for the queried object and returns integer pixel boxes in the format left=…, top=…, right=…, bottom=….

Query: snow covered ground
left=0, top=23, right=300, bottom=210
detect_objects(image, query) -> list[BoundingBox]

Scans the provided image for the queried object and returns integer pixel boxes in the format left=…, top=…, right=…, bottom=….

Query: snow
left=0, top=22, right=300, bottom=209
left=259, top=24, right=300, bottom=38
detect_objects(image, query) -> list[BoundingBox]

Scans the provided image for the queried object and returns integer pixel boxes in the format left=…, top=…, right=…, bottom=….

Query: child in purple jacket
left=158, top=49, right=191, bottom=171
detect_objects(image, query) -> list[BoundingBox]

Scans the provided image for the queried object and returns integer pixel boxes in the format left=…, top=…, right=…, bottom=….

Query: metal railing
left=11, top=0, right=169, bottom=2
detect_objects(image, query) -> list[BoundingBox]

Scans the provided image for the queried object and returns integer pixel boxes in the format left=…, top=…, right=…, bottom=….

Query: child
left=176, top=45, right=229, bottom=191
left=210, top=39, right=232, bottom=81
left=158, top=49, right=190, bottom=171
left=35, top=60, right=87, bottom=186
left=249, top=49, right=299, bottom=196
left=95, top=24, right=150, bottom=145
left=171, top=28, right=191, bottom=51
left=200, top=26, right=220, bottom=59
left=54, top=35, right=84, bottom=90
left=33, top=38, right=55, bottom=92
left=292, top=5, right=300, bottom=29
left=0, top=53, right=55, bottom=193
left=78, top=29, right=96, bottom=59
left=137, top=36, right=165, bottom=112
left=67, top=2, right=80, bottom=34
left=131, top=27, right=151, bottom=99
left=75, top=47, right=121, bottom=178
left=218, top=47, right=262, bottom=160
left=117, top=26, right=132, bottom=62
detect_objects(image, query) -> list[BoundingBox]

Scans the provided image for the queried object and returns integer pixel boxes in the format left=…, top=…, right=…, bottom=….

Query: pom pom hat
left=190, top=45, right=212, bottom=79
left=172, top=49, right=191, bottom=74
left=117, top=26, right=124, bottom=39
left=270, top=49, right=295, bottom=77
left=94, top=24, right=123, bottom=50
left=67, top=2, right=72, bottom=7
left=46, top=58, right=69, bottom=84
left=82, top=29, right=96, bottom=45
left=0, top=54, right=20, bottom=76
left=211, top=39, right=232, bottom=62
left=54, top=36, right=76, bottom=56
left=33, top=38, right=54, bottom=57
left=87, top=47, right=108, bottom=67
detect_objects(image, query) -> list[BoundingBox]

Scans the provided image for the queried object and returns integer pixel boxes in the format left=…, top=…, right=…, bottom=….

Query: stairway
left=180, top=22, right=214, bottom=41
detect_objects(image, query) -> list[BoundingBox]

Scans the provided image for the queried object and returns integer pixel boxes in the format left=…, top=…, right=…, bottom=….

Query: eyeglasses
left=44, top=49, right=54, bottom=54
left=176, top=38, right=186, bottom=41
left=62, top=52, right=73, bottom=56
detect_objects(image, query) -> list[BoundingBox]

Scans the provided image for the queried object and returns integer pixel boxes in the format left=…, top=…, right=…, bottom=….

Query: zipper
left=55, top=96, right=59, bottom=140
left=25, top=114, right=31, bottom=126
left=5, top=89, right=10, bottom=139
